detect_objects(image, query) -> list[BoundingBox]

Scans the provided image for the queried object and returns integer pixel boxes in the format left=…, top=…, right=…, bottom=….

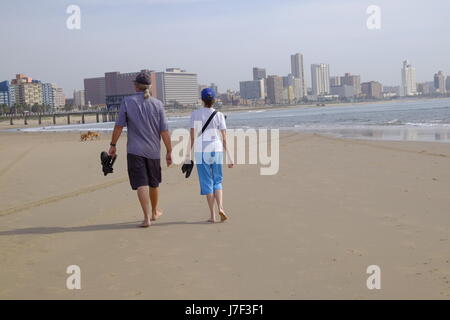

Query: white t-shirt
left=190, top=107, right=227, bottom=152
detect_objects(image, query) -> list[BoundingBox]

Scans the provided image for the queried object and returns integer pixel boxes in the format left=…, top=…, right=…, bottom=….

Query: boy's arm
left=221, top=129, right=233, bottom=168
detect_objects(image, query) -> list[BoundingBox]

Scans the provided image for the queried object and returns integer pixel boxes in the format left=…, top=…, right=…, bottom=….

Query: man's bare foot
left=207, top=219, right=216, bottom=223
left=151, top=209, right=163, bottom=221
left=139, top=219, right=151, bottom=228
left=219, top=211, right=228, bottom=222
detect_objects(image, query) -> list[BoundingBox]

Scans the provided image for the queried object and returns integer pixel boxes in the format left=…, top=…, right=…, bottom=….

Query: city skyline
left=1, top=0, right=449, bottom=95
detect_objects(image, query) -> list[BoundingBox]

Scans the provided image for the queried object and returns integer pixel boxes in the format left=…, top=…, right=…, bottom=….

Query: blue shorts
left=195, top=152, right=223, bottom=195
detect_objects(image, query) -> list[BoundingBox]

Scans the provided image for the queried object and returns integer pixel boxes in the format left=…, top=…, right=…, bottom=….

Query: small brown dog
left=80, top=131, right=100, bottom=141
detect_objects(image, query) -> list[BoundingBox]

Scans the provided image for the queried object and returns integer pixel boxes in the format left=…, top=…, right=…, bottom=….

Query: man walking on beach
left=108, top=71, right=172, bottom=228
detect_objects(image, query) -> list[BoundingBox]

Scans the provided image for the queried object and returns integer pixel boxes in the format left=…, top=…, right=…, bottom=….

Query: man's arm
left=108, top=125, right=123, bottom=157
left=161, top=130, right=172, bottom=167
left=185, top=128, right=195, bottom=162
left=109, top=99, right=127, bottom=157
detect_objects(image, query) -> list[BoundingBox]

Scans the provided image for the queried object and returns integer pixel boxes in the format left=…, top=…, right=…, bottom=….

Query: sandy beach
left=0, top=130, right=449, bottom=299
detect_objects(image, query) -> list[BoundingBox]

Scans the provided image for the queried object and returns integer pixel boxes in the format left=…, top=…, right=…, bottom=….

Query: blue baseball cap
left=201, top=88, right=216, bottom=101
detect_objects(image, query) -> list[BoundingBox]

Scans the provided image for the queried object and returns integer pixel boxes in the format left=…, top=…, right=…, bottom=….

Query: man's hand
left=166, top=152, right=173, bottom=167
left=108, top=146, right=117, bottom=158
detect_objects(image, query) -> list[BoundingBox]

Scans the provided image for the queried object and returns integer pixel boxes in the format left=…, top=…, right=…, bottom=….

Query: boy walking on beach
left=108, top=71, right=172, bottom=228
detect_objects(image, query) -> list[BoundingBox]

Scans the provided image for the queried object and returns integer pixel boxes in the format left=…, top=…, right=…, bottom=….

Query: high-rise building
left=446, top=76, right=450, bottom=92
left=10, top=74, right=42, bottom=106
left=18, top=82, right=43, bottom=106
left=73, top=90, right=86, bottom=109
left=153, top=68, right=199, bottom=106
left=266, top=75, right=284, bottom=104
left=253, top=67, right=266, bottom=81
left=434, top=71, right=446, bottom=94
left=292, top=77, right=304, bottom=101
left=282, top=74, right=303, bottom=102
left=311, top=64, right=330, bottom=96
left=329, top=76, right=341, bottom=87
left=291, top=53, right=306, bottom=96
left=401, top=60, right=417, bottom=96
left=8, top=84, right=16, bottom=106
left=41, top=83, right=65, bottom=109
left=361, top=81, right=383, bottom=99
left=340, top=73, right=361, bottom=96
left=41, top=83, right=55, bottom=108
left=330, top=84, right=355, bottom=99
left=0, top=81, right=11, bottom=107
left=84, top=76, right=106, bottom=106
left=11, top=74, right=32, bottom=85
left=417, top=82, right=435, bottom=96
left=105, top=70, right=146, bottom=109
left=54, top=88, right=66, bottom=108
left=210, top=83, right=219, bottom=95
left=240, top=79, right=265, bottom=100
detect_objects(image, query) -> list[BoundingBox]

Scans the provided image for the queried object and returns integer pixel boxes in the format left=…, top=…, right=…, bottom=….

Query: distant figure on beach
left=108, top=71, right=172, bottom=228
left=187, top=88, right=233, bottom=223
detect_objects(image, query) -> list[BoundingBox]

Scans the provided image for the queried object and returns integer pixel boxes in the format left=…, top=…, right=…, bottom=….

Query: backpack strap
left=198, top=110, right=218, bottom=137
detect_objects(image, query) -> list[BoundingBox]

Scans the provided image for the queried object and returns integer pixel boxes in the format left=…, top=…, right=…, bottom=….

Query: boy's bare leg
left=137, top=186, right=151, bottom=227
left=150, top=187, right=163, bottom=221
left=206, top=194, right=216, bottom=222
left=214, top=189, right=228, bottom=222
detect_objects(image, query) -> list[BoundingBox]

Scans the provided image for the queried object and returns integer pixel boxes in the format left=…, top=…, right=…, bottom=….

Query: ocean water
left=9, top=98, right=450, bottom=143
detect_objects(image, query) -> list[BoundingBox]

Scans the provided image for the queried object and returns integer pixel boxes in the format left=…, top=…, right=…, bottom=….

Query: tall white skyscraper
left=401, top=60, right=417, bottom=96
left=73, top=89, right=86, bottom=108
left=434, top=71, right=446, bottom=94
left=311, top=64, right=330, bottom=96
left=290, top=53, right=306, bottom=96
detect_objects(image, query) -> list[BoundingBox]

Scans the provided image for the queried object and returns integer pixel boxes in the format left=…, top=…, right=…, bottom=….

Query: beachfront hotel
left=401, top=60, right=417, bottom=96
left=361, top=81, right=383, bottom=99
left=266, top=75, right=284, bottom=104
left=311, top=63, right=330, bottom=96
left=434, top=71, right=447, bottom=95
left=240, top=79, right=265, bottom=100
left=41, top=83, right=66, bottom=109
left=105, top=71, right=148, bottom=109
left=252, top=67, right=266, bottom=81
left=152, top=68, right=199, bottom=106
left=84, top=77, right=106, bottom=107
left=0, top=81, right=11, bottom=106
left=340, top=73, right=361, bottom=96
left=290, top=53, right=307, bottom=97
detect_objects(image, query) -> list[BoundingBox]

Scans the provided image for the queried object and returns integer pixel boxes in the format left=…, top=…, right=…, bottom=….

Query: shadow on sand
left=0, top=220, right=213, bottom=236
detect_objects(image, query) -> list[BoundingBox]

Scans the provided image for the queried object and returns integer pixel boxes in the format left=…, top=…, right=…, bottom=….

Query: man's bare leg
left=150, top=187, right=163, bottom=221
left=214, top=189, right=228, bottom=222
left=206, top=194, right=216, bottom=222
left=137, top=186, right=151, bottom=227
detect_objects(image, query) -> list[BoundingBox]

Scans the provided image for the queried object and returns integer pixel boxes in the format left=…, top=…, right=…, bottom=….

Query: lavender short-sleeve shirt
left=115, top=93, right=168, bottom=159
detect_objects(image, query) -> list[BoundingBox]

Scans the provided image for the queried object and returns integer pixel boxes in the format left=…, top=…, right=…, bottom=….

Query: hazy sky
left=1, top=0, right=449, bottom=95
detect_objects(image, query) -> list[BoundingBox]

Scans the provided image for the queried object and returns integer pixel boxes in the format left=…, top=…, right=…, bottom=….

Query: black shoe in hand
left=181, top=160, right=194, bottom=178
left=101, top=151, right=116, bottom=176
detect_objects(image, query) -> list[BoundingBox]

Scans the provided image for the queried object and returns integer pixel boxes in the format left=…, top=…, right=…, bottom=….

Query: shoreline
left=2, top=96, right=450, bottom=130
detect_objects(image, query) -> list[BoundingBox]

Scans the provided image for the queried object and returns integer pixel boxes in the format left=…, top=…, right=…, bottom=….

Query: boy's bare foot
left=219, top=211, right=228, bottom=222
left=139, top=219, right=151, bottom=228
left=207, top=219, right=216, bottom=223
left=151, top=209, right=163, bottom=221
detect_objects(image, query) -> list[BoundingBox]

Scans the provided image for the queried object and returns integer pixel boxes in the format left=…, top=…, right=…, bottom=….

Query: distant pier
left=1, top=111, right=119, bottom=126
